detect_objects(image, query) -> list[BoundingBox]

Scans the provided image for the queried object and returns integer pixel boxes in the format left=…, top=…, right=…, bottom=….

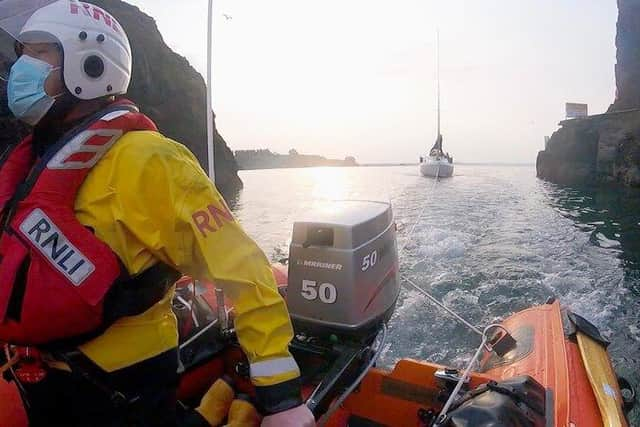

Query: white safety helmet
left=17, top=0, right=132, bottom=100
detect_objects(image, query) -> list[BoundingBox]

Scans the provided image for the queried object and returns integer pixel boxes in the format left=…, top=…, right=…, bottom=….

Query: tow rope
left=0, top=345, right=19, bottom=375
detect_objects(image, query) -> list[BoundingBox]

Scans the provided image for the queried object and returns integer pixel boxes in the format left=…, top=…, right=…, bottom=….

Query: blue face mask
left=7, top=55, right=62, bottom=126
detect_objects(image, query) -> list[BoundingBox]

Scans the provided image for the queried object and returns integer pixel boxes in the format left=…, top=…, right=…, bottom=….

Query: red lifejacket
left=0, top=101, right=170, bottom=346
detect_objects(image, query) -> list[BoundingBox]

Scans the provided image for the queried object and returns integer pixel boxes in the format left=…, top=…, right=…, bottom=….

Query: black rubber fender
left=618, top=376, right=636, bottom=414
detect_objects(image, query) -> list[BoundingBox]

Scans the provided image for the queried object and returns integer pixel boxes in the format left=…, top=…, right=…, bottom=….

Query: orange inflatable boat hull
left=329, top=300, right=623, bottom=427
left=0, top=291, right=626, bottom=426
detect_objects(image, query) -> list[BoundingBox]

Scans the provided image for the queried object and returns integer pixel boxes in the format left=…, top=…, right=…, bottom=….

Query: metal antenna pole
left=436, top=29, right=440, bottom=138
left=206, top=0, right=216, bottom=182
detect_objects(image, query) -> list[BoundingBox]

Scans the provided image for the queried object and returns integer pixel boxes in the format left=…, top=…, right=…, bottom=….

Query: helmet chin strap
left=32, top=91, right=82, bottom=156
left=34, top=91, right=113, bottom=143
left=38, top=90, right=76, bottom=126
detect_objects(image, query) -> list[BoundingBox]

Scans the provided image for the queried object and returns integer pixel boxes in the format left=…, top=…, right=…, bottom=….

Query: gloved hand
left=196, top=377, right=236, bottom=425
left=226, top=397, right=261, bottom=427
left=195, top=377, right=261, bottom=427
left=260, top=404, right=315, bottom=427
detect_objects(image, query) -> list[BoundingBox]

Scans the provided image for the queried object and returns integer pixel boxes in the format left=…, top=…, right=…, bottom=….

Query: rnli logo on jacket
left=192, top=200, right=235, bottom=238
left=19, top=209, right=95, bottom=286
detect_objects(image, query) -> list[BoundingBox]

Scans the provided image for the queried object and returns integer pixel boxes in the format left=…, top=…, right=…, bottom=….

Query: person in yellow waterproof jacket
left=0, top=1, right=314, bottom=426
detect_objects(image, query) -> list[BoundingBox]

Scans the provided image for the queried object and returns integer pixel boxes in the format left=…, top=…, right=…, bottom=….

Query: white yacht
left=420, top=137, right=454, bottom=178
left=420, top=32, right=454, bottom=178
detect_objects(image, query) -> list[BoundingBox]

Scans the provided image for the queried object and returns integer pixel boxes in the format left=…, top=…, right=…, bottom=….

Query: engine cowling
left=286, top=200, right=400, bottom=341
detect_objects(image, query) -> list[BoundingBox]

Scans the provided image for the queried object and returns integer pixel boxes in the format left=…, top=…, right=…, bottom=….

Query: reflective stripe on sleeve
left=250, top=357, right=300, bottom=379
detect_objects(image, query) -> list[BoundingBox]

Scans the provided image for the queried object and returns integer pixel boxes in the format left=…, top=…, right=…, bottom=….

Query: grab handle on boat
left=618, top=376, right=636, bottom=414
left=487, top=329, right=518, bottom=357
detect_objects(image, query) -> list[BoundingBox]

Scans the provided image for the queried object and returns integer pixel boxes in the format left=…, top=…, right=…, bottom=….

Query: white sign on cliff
left=565, top=103, right=588, bottom=119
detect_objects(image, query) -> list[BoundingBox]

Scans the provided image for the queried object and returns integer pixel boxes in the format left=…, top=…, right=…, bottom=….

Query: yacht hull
left=420, top=157, right=453, bottom=178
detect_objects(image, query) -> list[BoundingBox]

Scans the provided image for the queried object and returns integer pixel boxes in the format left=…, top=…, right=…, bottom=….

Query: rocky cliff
left=0, top=0, right=242, bottom=196
left=536, top=110, right=640, bottom=185
left=537, top=0, right=640, bottom=187
left=611, top=0, right=640, bottom=111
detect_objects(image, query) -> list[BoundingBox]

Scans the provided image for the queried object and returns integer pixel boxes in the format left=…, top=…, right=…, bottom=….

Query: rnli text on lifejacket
left=19, top=208, right=95, bottom=285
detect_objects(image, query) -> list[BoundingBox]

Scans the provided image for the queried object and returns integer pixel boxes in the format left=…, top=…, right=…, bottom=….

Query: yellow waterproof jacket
left=73, top=130, right=300, bottom=393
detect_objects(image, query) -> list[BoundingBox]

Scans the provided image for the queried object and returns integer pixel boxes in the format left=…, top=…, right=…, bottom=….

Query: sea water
left=230, top=164, right=640, bottom=422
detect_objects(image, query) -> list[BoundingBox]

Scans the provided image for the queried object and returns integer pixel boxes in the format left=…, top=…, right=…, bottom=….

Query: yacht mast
left=436, top=29, right=440, bottom=138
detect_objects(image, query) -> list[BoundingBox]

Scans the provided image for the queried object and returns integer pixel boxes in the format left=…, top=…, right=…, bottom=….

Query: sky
left=126, top=0, right=617, bottom=164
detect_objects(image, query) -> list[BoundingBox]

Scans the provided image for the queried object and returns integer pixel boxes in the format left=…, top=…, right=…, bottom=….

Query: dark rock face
left=538, top=0, right=640, bottom=187
left=537, top=111, right=640, bottom=186
left=611, top=0, right=640, bottom=111
left=0, top=0, right=242, bottom=196
left=536, top=119, right=599, bottom=185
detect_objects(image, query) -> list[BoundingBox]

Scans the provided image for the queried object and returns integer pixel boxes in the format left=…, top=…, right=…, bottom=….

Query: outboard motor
left=285, top=200, right=400, bottom=417
left=170, top=201, right=400, bottom=418
left=286, top=200, right=400, bottom=341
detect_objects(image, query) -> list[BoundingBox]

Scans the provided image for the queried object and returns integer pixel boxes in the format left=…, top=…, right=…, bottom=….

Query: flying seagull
left=223, top=14, right=232, bottom=20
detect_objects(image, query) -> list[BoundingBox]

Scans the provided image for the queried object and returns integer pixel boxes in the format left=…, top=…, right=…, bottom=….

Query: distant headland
left=234, top=149, right=358, bottom=170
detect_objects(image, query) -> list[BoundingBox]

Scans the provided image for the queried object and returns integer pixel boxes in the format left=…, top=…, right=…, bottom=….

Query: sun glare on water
left=308, top=167, right=350, bottom=201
